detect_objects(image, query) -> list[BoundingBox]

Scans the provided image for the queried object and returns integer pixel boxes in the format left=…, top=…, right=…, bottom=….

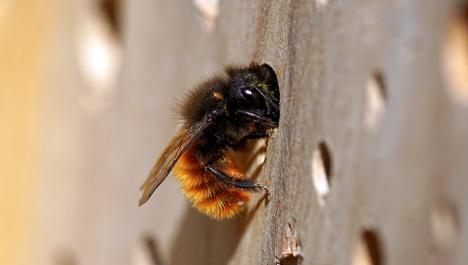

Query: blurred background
left=1, top=0, right=468, bottom=265
left=0, top=0, right=229, bottom=264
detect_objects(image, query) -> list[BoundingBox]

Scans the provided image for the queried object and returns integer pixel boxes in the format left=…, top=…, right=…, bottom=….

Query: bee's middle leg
left=205, top=166, right=269, bottom=194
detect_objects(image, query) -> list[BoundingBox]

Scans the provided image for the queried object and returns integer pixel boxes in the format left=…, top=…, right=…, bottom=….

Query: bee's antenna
left=253, top=87, right=279, bottom=114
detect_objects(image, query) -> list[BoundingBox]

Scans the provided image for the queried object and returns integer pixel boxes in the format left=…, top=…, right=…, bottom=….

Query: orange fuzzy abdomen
left=173, top=147, right=250, bottom=219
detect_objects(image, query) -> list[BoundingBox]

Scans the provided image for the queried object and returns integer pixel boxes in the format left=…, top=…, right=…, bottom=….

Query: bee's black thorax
left=177, top=63, right=280, bottom=166
left=194, top=115, right=259, bottom=163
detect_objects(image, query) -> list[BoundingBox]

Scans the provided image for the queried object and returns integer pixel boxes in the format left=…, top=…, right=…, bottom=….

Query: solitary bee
left=138, top=63, right=280, bottom=219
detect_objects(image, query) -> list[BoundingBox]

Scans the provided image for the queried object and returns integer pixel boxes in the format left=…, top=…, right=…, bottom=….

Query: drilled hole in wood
left=276, top=219, right=303, bottom=265
left=52, top=249, right=77, bottom=265
left=314, top=0, right=329, bottom=10
left=442, top=5, right=468, bottom=105
left=364, top=72, right=387, bottom=129
left=133, top=235, right=164, bottom=265
left=97, top=0, right=122, bottom=38
left=276, top=256, right=302, bottom=265
left=193, top=0, right=219, bottom=32
left=431, top=199, right=460, bottom=250
left=77, top=1, right=122, bottom=113
left=352, top=229, right=384, bottom=265
left=312, top=141, right=333, bottom=206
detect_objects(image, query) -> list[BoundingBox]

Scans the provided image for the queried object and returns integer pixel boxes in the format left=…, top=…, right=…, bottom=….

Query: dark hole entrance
left=352, top=229, right=385, bottom=265
left=97, top=0, right=122, bottom=38
left=318, top=141, right=332, bottom=181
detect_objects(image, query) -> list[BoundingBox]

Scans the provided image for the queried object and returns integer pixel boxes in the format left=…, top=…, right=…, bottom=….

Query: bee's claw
left=255, top=183, right=270, bottom=197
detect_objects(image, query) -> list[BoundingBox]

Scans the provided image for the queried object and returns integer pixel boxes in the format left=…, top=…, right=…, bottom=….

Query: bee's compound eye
left=241, top=88, right=262, bottom=106
left=241, top=88, right=254, bottom=98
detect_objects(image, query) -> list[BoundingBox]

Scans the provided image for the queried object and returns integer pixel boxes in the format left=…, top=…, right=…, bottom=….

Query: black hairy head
left=226, top=63, right=279, bottom=104
left=178, top=63, right=280, bottom=129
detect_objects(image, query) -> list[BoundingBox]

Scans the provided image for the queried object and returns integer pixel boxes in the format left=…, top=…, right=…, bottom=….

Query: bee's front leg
left=241, top=131, right=269, bottom=141
left=205, top=166, right=269, bottom=195
left=227, top=131, right=269, bottom=149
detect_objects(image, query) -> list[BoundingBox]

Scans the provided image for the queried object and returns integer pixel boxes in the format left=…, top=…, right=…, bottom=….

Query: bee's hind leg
left=205, top=166, right=269, bottom=195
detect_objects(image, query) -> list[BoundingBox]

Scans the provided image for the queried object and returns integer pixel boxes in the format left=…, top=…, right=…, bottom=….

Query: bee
left=138, top=63, right=280, bottom=219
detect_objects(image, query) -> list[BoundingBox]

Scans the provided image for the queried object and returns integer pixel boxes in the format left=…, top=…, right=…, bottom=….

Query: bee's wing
left=138, top=116, right=213, bottom=206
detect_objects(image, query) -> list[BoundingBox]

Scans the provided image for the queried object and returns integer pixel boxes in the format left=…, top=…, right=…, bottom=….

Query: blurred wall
left=2, top=0, right=224, bottom=264
left=0, top=1, right=52, bottom=264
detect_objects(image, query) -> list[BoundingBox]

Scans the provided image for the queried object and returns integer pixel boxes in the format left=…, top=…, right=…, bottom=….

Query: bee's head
left=225, top=63, right=280, bottom=127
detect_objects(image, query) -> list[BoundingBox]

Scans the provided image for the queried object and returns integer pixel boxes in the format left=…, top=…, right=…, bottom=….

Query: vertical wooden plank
left=220, top=0, right=468, bottom=265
